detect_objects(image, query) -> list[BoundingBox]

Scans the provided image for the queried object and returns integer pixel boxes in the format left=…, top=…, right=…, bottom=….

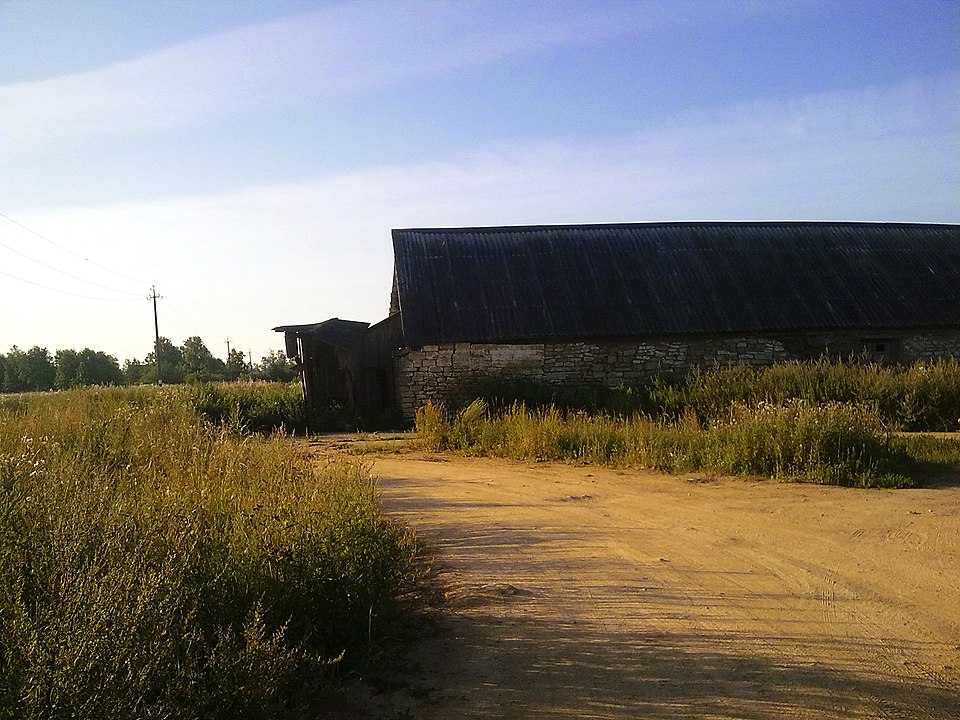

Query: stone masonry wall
left=395, top=332, right=960, bottom=419
left=395, top=336, right=790, bottom=419
left=901, top=333, right=960, bottom=363
left=396, top=343, right=544, bottom=418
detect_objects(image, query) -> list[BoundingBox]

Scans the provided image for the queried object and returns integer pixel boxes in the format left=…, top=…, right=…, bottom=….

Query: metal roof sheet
left=391, top=222, right=960, bottom=345
left=272, top=318, right=370, bottom=349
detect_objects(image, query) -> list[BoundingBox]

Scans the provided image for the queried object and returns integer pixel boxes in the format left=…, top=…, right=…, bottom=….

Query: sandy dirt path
left=346, top=444, right=960, bottom=718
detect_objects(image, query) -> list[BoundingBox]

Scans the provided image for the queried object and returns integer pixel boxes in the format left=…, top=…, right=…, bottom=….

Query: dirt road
left=356, top=445, right=960, bottom=718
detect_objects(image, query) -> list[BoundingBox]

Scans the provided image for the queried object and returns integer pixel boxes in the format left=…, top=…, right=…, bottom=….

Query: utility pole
left=225, top=337, right=231, bottom=359
left=150, top=285, right=162, bottom=386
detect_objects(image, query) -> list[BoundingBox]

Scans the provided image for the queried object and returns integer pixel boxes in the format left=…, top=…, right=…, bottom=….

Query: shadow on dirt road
left=355, top=452, right=960, bottom=719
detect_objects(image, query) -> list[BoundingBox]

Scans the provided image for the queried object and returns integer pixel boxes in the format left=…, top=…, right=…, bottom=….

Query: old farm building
left=275, top=221, right=960, bottom=419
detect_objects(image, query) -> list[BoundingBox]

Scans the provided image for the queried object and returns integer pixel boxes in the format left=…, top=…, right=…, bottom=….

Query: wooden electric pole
left=150, top=285, right=163, bottom=385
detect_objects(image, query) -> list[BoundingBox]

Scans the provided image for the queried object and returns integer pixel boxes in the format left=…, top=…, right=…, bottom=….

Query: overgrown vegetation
left=185, top=381, right=315, bottom=434
left=472, top=358, right=960, bottom=432
left=184, top=381, right=402, bottom=434
left=421, top=360, right=960, bottom=487
left=0, top=386, right=416, bottom=719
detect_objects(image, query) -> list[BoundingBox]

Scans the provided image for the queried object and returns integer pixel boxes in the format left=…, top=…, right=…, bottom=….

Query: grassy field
left=0, top=385, right=416, bottom=719
left=420, top=360, right=960, bottom=487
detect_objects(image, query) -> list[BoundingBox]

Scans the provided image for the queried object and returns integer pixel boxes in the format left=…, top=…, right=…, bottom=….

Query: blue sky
left=1, top=0, right=957, bottom=364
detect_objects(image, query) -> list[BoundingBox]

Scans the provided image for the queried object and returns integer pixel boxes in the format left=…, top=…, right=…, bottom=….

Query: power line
left=164, top=298, right=205, bottom=336
left=0, top=237, right=143, bottom=297
left=0, top=209, right=148, bottom=287
left=157, top=306, right=193, bottom=337
left=0, top=268, right=144, bottom=302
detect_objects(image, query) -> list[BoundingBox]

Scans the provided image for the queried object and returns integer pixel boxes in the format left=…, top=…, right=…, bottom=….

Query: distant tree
left=224, top=348, right=249, bottom=381
left=254, top=350, right=297, bottom=382
left=85, top=349, right=123, bottom=386
left=181, top=336, right=226, bottom=383
left=54, top=349, right=81, bottom=388
left=143, top=337, right=185, bottom=384
left=0, top=352, right=5, bottom=389
left=2, top=345, right=55, bottom=392
left=123, top=358, right=149, bottom=385
left=55, top=348, right=124, bottom=388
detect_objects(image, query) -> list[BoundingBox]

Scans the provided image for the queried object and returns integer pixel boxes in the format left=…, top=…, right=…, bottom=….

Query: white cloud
left=0, top=0, right=786, bottom=155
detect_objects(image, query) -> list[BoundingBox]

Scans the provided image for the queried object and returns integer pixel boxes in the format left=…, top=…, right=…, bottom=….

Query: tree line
left=0, top=336, right=297, bottom=393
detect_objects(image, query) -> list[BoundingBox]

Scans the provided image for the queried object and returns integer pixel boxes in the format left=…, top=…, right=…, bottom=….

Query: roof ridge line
left=392, top=220, right=959, bottom=235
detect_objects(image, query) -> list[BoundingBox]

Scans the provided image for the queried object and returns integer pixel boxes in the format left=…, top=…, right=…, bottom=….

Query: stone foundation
left=394, top=331, right=960, bottom=418
left=396, top=336, right=791, bottom=418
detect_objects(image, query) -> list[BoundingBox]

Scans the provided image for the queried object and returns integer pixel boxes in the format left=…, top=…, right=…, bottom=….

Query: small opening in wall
left=862, top=337, right=897, bottom=363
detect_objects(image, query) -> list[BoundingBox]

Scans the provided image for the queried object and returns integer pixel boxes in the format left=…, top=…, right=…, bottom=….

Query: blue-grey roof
left=391, top=222, right=960, bottom=345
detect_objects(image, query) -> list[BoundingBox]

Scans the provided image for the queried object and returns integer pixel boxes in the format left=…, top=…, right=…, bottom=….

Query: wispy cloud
left=0, top=0, right=786, bottom=154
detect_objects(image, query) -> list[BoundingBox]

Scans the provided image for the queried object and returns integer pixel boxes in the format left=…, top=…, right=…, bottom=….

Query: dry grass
left=0, top=386, right=415, bottom=719
left=417, top=397, right=960, bottom=487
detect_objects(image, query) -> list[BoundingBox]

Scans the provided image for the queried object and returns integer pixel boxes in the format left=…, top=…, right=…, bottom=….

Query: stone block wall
left=396, top=343, right=544, bottom=417
left=901, top=333, right=960, bottom=363
left=394, top=331, right=960, bottom=419
left=395, top=336, right=790, bottom=418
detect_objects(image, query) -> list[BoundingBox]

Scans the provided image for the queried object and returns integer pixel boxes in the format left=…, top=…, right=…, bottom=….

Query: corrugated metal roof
left=392, top=222, right=960, bottom=345
left=272, top=318, right=370, bottom=349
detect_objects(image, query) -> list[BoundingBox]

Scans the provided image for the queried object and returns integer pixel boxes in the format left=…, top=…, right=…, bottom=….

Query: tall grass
left=0, top=387, right=415, bottom=719
left=418, top=399, right=960, bottom=487
left=645, top=359, right=960, bottom=431
left=185, top=380, right=312, bottom=434
left=184, top=380, right=406, bottom=433
left=474, top=359, right=960, bottom=432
